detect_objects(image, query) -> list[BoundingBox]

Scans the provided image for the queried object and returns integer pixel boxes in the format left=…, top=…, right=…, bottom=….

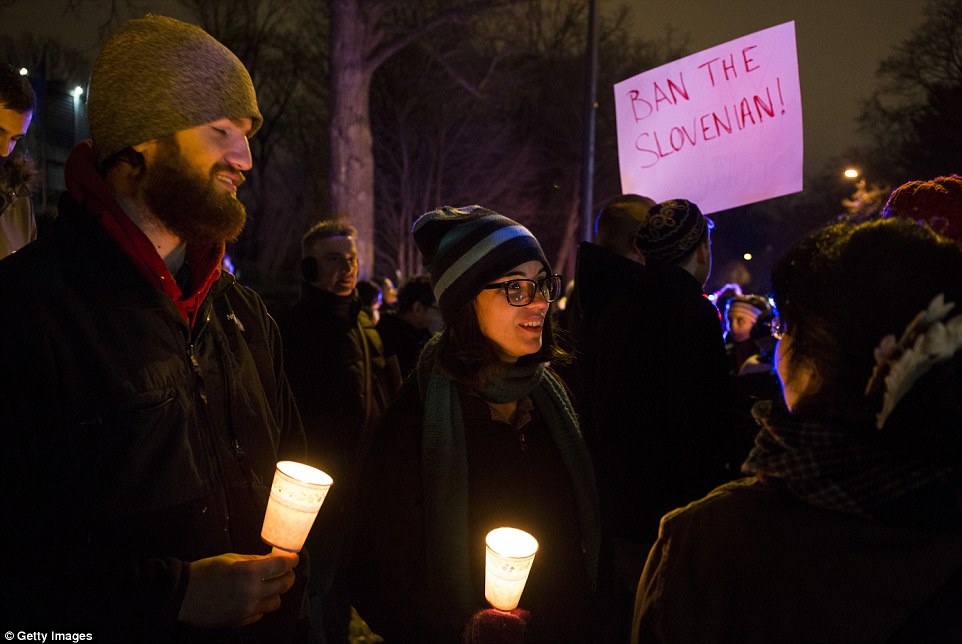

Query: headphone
left=750, top=308, right=777, bottom=358
left=300, top=256, right=318, bottom=283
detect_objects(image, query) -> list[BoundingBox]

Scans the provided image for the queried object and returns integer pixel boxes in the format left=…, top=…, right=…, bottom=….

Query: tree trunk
left=330, top=0, right=376, bottom=278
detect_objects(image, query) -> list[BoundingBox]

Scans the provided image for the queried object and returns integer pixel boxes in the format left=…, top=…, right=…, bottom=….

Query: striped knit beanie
left=726, top=294, right=769, bottom=324
left=87, top=14, right=262, bottom=162
left=413, top=205, right=548, bottom=323
left=636, top=199, right=713, bottom=266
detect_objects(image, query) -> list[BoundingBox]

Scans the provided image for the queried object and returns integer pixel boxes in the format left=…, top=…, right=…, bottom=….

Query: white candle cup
left=260, top=461, right=333, bottom=553
left=484, top=527, right=539, bottom=611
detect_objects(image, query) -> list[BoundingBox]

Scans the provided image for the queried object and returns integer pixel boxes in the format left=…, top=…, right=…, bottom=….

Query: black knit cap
left=412, top=205, right=549, bottom=323
left=636, top=199, right=713, bottom=265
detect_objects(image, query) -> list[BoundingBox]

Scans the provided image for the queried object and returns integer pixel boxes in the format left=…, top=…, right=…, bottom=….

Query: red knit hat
left=882, top=174, right=962, bottom=245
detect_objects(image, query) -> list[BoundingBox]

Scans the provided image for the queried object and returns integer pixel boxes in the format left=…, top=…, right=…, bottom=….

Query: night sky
left=622, top=0, right=926, bottom=177
left=4, top=0, right=925, bottom=179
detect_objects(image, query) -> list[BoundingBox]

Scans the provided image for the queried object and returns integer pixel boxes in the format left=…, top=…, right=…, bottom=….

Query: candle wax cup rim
left=276, top=460, right=333, bottom=486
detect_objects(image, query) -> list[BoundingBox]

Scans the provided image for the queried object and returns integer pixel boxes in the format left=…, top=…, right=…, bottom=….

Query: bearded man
left=0, top=16, right=308, bottom=643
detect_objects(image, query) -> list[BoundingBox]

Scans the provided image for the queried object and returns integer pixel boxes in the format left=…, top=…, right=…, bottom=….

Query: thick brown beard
left=140, top=136, right=247, bottom=246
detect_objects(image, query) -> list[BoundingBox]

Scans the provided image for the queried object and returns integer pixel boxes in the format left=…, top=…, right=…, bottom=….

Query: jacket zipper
left=186, top=307, right=233, bottom=547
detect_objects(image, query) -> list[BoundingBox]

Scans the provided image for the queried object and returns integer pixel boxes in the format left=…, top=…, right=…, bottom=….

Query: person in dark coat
left=564, top=193, right=654, bottom=424
left=558, top=193, right=656, bottom=640
left=277, top=219, right=400, bottom=642
left=633, top=217, right=962, bottom=643
left=0, top=16, right=307, bottom=642
left=589, top=199, right=736, bottom=623
left=350, top=205, right=601, bottom=643
left=376, top=274, right=444, bottom=378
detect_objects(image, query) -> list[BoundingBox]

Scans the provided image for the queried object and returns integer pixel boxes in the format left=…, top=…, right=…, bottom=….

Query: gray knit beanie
left=87, top=14, right=262, bottom=162
left=412, top=205, right=549, bottom=323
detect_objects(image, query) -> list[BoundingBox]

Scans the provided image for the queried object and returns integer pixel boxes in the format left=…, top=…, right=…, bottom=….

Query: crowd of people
left=1, top=14, right=960, bottom=644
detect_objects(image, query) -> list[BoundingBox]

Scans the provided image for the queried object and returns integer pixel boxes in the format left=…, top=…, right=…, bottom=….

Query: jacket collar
left=573, top=241, right=650, bottom=312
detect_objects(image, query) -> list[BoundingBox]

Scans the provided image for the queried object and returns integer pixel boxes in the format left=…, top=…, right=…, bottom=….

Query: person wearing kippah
left=588, top=198, right=738, bottom=616
left=0, top=16, right=308, bottom=641
left=349, top=205, right=601, bottom=642
left=633, top=218, right=962, bottom=642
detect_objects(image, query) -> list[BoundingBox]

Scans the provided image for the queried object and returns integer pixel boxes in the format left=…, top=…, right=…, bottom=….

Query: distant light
left=19, top=68, right=28, bottom=76
left=743, top=253, right=753, bottom=261
left=72, top=86, right=84, bottom=98
left=843, top=168, right=859, bottom=179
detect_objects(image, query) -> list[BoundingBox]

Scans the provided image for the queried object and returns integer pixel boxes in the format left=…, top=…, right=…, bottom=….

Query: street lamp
left=71, top=86, right=84, bottom=145
left=843, top=167, right=859, bottom=179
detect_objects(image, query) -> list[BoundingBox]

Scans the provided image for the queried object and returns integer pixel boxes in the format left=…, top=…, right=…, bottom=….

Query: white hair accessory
left=865, top=293, right=962, bottom=429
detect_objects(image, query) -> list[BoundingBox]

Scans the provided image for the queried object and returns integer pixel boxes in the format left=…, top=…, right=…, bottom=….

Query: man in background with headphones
left=277, top=219, right=400, bottom=643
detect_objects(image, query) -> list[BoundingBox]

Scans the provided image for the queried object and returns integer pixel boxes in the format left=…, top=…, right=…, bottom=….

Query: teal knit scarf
left=417, top=335, right=600, bottom=615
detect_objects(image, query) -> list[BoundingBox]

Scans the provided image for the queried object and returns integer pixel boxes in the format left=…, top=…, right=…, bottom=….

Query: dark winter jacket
left=589, top=262, right=735, bottom=551
left=276, top=284, right=400, bottom=641
left=277, top=284, right=400, bottom=486
left=0, top=192, right=308, bottom=642
left=376, top=311, right=433, bottom=378
left=633, top=477, right=962, bottom=643
left=565, top=241, right=653, bottom=439
left=350, top=375, right=599, bottom=643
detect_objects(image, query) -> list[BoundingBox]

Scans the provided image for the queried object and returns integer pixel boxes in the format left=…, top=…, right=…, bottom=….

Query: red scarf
left=65, top=142, right=224, bottom=329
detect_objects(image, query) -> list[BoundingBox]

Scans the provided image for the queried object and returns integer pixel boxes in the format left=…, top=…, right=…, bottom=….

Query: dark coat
left=277, top=285, right=400, bottom=485
left=349, top=376, right=598, bottom=643
left=0, top=194, right=308, bottom=642
left=565, top=241, right=652, bottom=436
left=276, top=284, right=401, bottom=641
left=587, top=261, right=735, bottom=549
left=376, top=311, right=432, bottom=378
left=633, top=477, right=962, bottom=643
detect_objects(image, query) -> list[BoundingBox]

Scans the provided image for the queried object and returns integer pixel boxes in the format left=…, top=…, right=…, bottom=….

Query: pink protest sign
left=614, top=21, right=803, bottom=214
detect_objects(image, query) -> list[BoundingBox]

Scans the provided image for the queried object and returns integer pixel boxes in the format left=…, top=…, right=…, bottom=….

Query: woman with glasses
left=632, top=217, right=962, bottom=643
left=349, top=205, right=600, bottom=643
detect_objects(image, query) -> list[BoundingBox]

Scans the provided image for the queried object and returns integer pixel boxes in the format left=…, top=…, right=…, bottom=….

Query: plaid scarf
left=744, top=400, right=957, bottom=520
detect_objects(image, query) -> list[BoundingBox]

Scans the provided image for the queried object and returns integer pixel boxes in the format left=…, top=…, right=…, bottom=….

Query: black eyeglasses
left=483, top=274, right=563, bottom=307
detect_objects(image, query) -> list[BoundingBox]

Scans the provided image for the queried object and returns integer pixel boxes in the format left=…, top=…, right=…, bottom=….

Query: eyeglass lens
left=505, top=275, right=562, bottom=306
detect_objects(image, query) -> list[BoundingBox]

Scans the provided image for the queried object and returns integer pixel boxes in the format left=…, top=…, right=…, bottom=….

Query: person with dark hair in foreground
left=633, top=217, right=962, bottom=643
